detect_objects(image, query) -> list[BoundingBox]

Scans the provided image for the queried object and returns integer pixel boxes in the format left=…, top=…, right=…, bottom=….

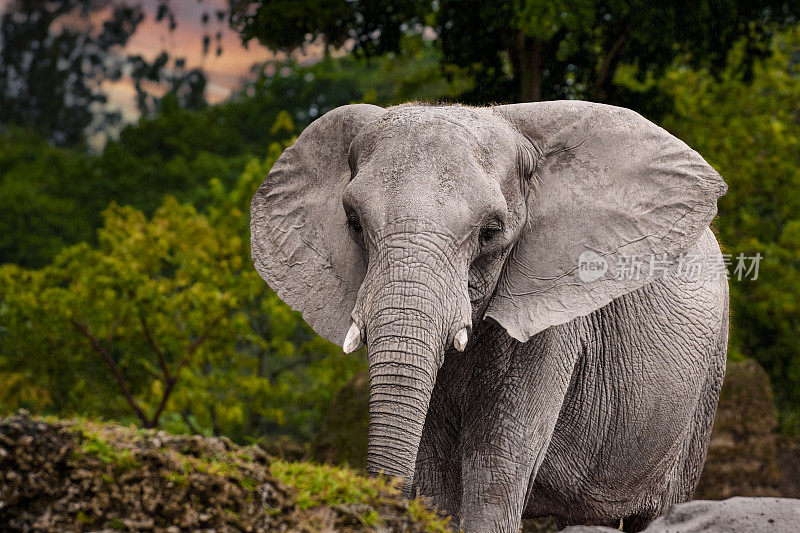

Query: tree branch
left=149, top=374, right=178, bottom=429
left=147, top=312, right=225, bottom=428
left=70, top=319, right=149, bottom=427
left=594, top=23, right=634, bottom=100
left=186, top=313, right=224, bottom=358
left=181, top=409, right=202, bottom=435
left=139, top=312, right=171, bottom=381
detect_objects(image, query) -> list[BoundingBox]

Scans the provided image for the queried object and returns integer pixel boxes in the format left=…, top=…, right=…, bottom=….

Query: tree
left=231, top=34, right=471, bottom=132
left=0, top=127, right=96, bottom=266
left=230, top=0, right=430, bottom=57
left=0, top=105, right=255, bottom=267
left=437, top=0, right=800, bottom=106
left=0, top=33, right=469, bottom=268
left=232, top=0, right=800, bottom=111
left=0, top=197, right=258, bottom=429
left=0, top=0, right=144, bottom=146
left=0, top=0, right=209, bottom=147
left=0, top=158, right=365, bottom=441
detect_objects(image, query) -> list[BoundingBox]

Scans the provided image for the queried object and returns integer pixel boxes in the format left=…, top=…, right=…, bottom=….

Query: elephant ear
left=251, top=104, right=384, bottom=345
left=487, top=101, right=727, bottom=342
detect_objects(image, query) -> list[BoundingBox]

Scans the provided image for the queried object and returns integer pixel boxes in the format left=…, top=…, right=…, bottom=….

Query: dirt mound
left=777, top=436, right=800, bottom=499
left=0, top=411, right=450, bottom=532
left=695, top=358, right=782, bottom=499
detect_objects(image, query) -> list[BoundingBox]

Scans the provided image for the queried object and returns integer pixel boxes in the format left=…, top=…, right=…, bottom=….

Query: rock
left=0, top=414, right=450, bottom=532
left=561, top=497, right=800, bottom=532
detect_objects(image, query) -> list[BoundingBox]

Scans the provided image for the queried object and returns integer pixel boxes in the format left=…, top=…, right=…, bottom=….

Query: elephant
left=250, top=101, right=729, bottom=532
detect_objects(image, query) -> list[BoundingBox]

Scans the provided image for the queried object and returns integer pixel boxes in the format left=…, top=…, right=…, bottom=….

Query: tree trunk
left=592, top=23, right=633, bottom=102
left=518, top=33, right=543, bottom=102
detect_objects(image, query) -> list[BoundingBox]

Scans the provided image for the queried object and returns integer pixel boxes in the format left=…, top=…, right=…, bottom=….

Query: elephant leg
left=670, top=301, right=729, bottom=502
left=622, top=285, right=728, bottom=533
left=454, top=322, right=580, bottom=532
left=413, top=365, right=463, bottom=519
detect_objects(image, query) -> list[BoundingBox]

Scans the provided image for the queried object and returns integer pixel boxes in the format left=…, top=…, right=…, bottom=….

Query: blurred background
left=0, top=0, right=799, bottom=498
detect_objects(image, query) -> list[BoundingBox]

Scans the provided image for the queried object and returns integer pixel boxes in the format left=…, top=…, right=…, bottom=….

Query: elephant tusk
left=343, top=321, right=365, bottom=354
left=454, top=327, right=469, bottom=352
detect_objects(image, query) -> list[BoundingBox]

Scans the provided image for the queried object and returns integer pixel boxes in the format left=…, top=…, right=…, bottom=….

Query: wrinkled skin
left=251, top=101, right=729, bottom=532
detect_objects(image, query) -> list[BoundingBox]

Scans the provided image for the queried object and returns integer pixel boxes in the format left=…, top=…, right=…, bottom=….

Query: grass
left=270, top=460, right=391, bottom=509
left=74, top=422, right=247, bottom=483
left=75, top=424, right=139, bottom=470
left=163, top=471, right=189, bottom=486
left=408, top=498, right=452, bottom=533
left=238, top=476, right=259, bottom=491
left=271, top=459, right=451, bottom=532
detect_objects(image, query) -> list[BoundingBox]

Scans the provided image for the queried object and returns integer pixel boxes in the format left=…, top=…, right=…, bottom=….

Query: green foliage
left=312, top=370, right=369, bottom=467
left=0, top=37, right=457, bottom=441
left=2, top=5, right=800, bottom=451
left=0, top=161, right=365, bottom=440
left=0, top=127, right=95, bottom=266
left=0, top=122, right=257, bottom=267
left=233, top=0, right=799, bottom=109
left=0, top=100, right=270, bottom=267
left=95, top=96, right=263, bottom=216
left=649, top=26, right=800, bottom=432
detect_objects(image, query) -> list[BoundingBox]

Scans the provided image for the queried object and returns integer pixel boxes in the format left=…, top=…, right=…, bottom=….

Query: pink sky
left=107, top=0, right=323, bottom=121
left=0, top=0, right=326, bottom=135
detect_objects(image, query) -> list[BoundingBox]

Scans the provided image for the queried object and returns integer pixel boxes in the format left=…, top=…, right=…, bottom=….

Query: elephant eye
left=347, top=212, right=363, bottom=235
left=479, top=220, right=503, bottom=246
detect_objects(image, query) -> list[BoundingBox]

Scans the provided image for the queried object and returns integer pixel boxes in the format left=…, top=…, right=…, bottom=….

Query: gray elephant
left=250, top=101, right=729, bottom=532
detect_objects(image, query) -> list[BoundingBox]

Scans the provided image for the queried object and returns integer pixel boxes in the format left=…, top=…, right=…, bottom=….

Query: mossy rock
left=0, top=411, right=450, bottom=532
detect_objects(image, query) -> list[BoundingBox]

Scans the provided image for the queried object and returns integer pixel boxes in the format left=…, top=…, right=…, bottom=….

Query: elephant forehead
left=344, top=106, right=524, bottom=234
left=348, top=142, right=512, bottom=234
left=352, top=106, right=519, bottom=176
left=348, top=163, right=507, bottom=236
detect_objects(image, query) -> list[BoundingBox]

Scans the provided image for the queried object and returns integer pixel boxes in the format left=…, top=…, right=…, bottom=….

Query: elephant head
left=251, top=101, right=726, bottom=492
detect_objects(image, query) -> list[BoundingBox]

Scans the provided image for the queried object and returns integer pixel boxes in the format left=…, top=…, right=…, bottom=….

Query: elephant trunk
left=361, top=232, right=469, bottom=496
left=365, top=303, right=440, bottom=494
